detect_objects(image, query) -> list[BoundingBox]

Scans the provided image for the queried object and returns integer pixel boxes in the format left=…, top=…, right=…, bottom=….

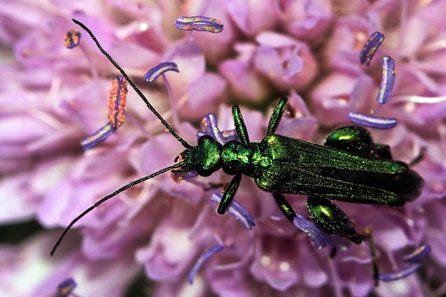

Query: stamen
left=348, top=112, right=397, bottom=129
left=162, top=73, right=180, bottom=130
left=211, top=193, right=256, bottom=230
left=197, top=114, right=238, bottom=145
left=144, top=62, right=179, bottom=83
left=64, top=29, right=97, bottom=79
left=175, top=16, right=224, bottom=33
left=80, top=76, right=131, bottom=150
left=64, top=30, right=81, bottom=49
left=402, top=244, right=431, bottom=263
left=80, top=123, right=116, bottom=150
left=171, top=170, right=198, bottom=182
left=392, top=95, right=446, bottom=104
left=360, top=32, right=385, bottom=66
left=379, top=262, right=421, bottom=282
left=376, top=56, right=396, bottom=104
left=144, top=62, right=180, bottom=129
left=379, top=244, right=430, bottom=282
left=107, top=76, right=128, bottom=129
left=57, top=277, right=77, bottom=297
left=188, top=244, right=224, bottom=284
left=293, top=214, right=327, bottom=249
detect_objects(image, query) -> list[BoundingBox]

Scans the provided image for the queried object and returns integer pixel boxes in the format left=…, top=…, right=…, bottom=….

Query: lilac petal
left=348, top=112, right=397, bottom=129
left=300, top=245, right=328, bottom=287
left=161, top=41, right=205, bottom=101
left=197, top=113, right=238, bottom=145
left=0, top=115, right=54, bottom=143
left=253, top=45, right=283, bottom=81
left=286, top=0, right=332, bottom=44
left=308, top=73, right=357, bottom=126
left=285, top=47, right=303, bottom=80
left=211, top=193, right=256, bottom=230
left=108, top=40, right=161, bottom=70
left=144, top=62, right=179, bottom=83
left=107, top=76, right=128, bottom=129
left=379, top=262, right=421, bottom=282
left=256, top=31, right=297, bottom=48
left=350, top=74, right=375, bottom=108
left=401, top=244, right=431, bottom=263
left=151, top=281, right=206, bottom=297
left=293, top=214, right=327, bottom=249
left=249, top=236, right=299, bottom=291
left=360, top=31, right=385, bottom=66
left=254, top=43, right=316, bottom=91
left=0, top=174, right=38, bottom=223
left=135, top=201, right=200, bottom=280
left=225, top=0, right=278, bottom=36
left=183, top=73, right=227, bottom=118
left=188, top=244, right=224, bottom=284
left=219, top=59, right=271, bottom=103
left=80, top=122, right=117, bottom=150
left=376, top=56, right=396, bottom=104
left=344, top=262, right=374, bottom=297
left=64, top=29, right=81, bottom=49
left=56, top=277, right=76, bottom=297
left=175, top=16, right=224, bottom=33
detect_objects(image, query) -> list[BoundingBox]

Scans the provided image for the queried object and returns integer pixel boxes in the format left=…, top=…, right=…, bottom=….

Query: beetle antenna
left=50, top=161, right=186, bottom=256
left=72, top=18, right=193, bottom=149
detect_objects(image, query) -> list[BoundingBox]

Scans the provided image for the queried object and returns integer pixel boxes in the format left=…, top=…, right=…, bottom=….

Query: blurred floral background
left=1, top=0, right=446, bottom=296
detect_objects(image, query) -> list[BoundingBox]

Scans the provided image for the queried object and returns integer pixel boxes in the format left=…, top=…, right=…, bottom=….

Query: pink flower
left=1, top=1, right=445, bottom=296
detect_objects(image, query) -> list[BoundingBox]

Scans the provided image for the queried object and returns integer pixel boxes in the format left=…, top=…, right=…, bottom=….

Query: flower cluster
left=1, top=1, right=446, bottom=297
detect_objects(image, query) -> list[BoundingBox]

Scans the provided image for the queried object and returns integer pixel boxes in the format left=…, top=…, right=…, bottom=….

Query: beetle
left=51, top=19, right=424, bottom=285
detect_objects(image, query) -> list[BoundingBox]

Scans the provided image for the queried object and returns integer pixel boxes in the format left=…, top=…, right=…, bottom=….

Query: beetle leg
left=324, top=125, right=373, bottom=155
left=232, top=105, right=250, bottom=144
left=306, top=196, right=363, bottom=244
left=272, top=193, right=296, bottom=222
left=372, top=143, right=393, bottom=160
left=267, top=97, right=288, bottom=136
left=329, top=246, right=338, bottom=259
left=364, top=227, right=380, bottom=286
left=217, top=174, right=242, bottom=214
left=409, top=145, right=427, bottom=167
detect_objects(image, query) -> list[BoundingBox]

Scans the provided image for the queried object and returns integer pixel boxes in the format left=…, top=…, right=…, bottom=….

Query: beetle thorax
left=221, top=140, right=265, bottom=177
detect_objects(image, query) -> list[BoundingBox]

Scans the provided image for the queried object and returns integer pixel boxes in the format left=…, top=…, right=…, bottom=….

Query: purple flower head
left=1, top=1, right=446, bottom=297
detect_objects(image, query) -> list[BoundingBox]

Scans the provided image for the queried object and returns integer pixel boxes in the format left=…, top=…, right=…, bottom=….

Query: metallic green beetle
left=174, top=98, right=423, bottom=244
left=52, top=19, right=424, bottom=284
